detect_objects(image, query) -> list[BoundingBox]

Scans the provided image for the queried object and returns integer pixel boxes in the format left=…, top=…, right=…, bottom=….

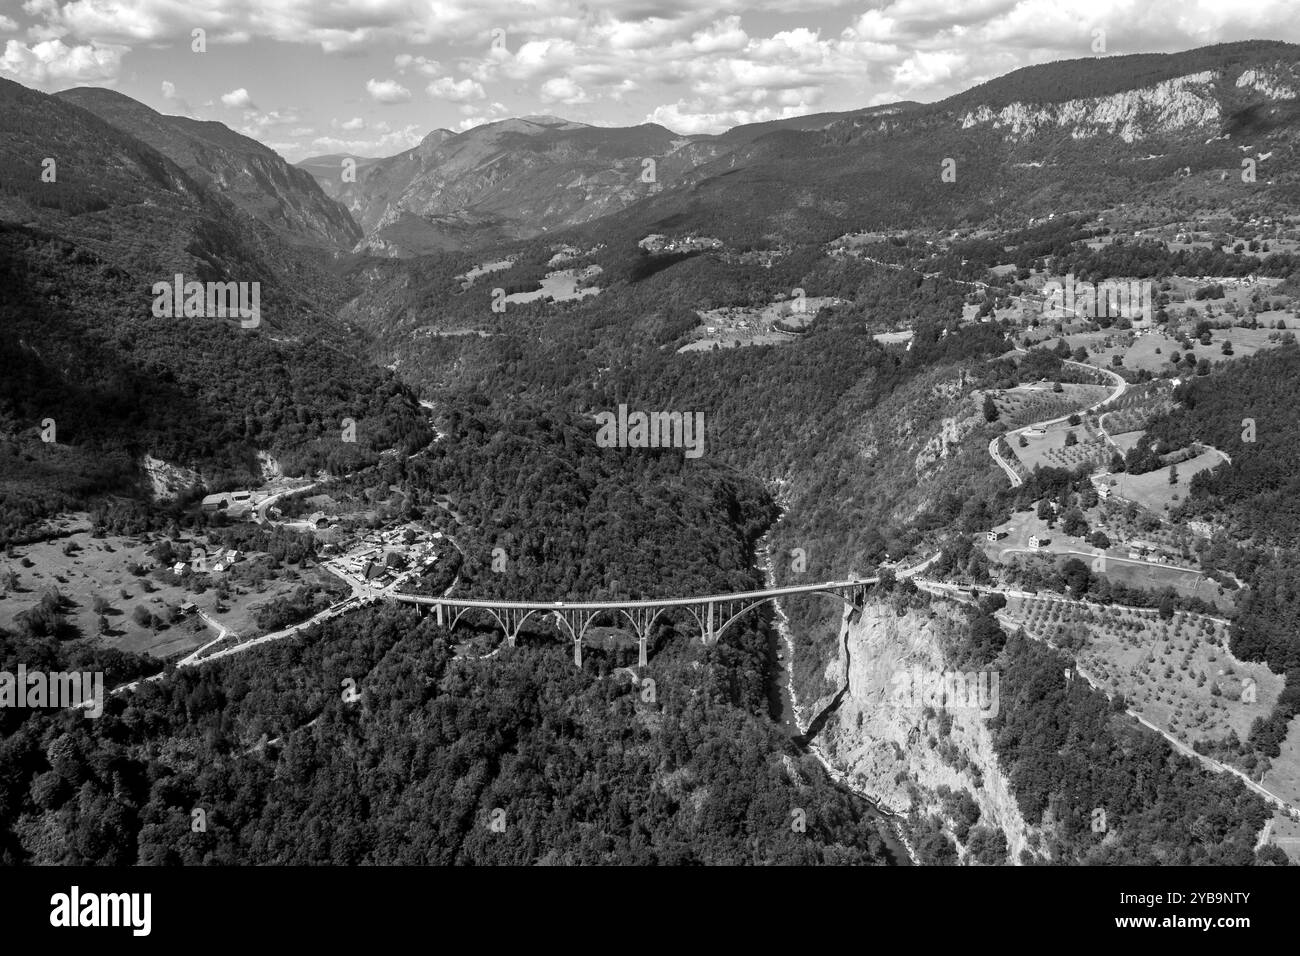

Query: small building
left=179, top=602, right=197, bottom=616
left=1096, top=483, right=1112, bottom=500
left=172, top=561, right=187, bottom=576
left=1028, top=535, right=1043, bottom=550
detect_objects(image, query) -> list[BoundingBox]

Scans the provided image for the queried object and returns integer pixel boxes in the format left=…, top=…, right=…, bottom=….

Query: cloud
left=0, top=38, right=124, bottom=84
left=220, top=87, right=255, bottom=108
left=426, top=76, right=485, bottom=101
left=539, top=76, right=591, bottom=105
left=646, top=92, right=823, bottom=134
left=455, top=100, right=509, bottom=131
left=339, top=116, right=366, bottom=130
left=395, top=53, right=442, bottom=76
left=0, top=15, right=18, bottom=32
left=366, top=77, right=411, bottom=103
left=306, top=123, right=425, bottom=159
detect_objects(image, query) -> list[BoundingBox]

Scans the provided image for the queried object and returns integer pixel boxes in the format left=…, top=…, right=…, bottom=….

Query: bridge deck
left=390, top=577, right=879, bottom=610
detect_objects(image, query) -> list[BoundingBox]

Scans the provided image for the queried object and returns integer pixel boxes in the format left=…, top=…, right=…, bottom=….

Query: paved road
left=990, top=354, right=1129, bottom=489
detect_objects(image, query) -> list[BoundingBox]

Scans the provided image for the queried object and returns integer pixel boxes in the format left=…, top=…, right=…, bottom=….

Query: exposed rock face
left=809, top=600, right=1035, bottom=864
left=54, top=87, right=361, bottom=250
left=1236, top=66, right=1300, bottom=100
left=960, top=71, right=1223, bottom=142
left=958, top=60, right=1300, bottom=144
left=142, top=455, right=202, bottom=501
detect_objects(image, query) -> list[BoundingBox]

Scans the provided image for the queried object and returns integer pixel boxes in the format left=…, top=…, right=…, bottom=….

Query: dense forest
left=0, top=402, right=898, bottom=864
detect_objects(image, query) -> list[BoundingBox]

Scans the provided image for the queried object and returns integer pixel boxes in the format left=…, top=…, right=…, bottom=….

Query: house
left=1096, top=483, right=1112, bottom=500
left=986, top=530, right=1006, bottom=542
left=1028, top=535, right=1043, bottom=550
left=202, top=490, right=254, bottom=514
left=179, top=602, right=197, bottom=616
left=172, top=561, right=187, bottom=576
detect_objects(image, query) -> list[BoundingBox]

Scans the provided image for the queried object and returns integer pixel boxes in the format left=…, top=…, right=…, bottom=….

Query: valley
left=6, top=36, right=1300, bottom=873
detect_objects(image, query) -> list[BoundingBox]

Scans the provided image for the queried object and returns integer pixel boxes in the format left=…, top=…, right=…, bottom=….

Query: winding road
left=989, top=354, right=1129, bottom=489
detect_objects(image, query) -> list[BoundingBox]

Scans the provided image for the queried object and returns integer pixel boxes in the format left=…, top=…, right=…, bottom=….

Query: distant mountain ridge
left=55, top=86, right=361, bottom=250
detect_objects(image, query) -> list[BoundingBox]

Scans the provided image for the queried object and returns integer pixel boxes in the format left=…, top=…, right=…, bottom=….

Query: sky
left=2, top=0, right=1298, bottom=162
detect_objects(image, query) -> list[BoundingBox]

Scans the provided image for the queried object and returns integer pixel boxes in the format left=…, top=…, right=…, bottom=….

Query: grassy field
left=1010, top=416, right=1112, bottom=472
left=1102, top=447, right=1228, bottom=515
left=992, top=383, right=1110, bottom=429
left=1004, top=595, right=1279, bottom=749
left=987, top=504, right=1231, bottom=609
left=1263, top=719, right=1300, bottom=860
left=0, top=525, right=331, bottom=658
left=679, top=296, right=841, bottom=352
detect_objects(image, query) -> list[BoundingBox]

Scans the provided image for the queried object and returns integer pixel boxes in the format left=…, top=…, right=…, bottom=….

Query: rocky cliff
left=806, top=598, right=1036, bottom=864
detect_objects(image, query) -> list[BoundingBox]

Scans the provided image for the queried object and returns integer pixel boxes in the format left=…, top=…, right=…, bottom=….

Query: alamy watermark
left=0, top=665, right=103, bottom=718
left=151, top=274, right=260, bottom=328
left=595, top=404, right=704, bottom=458
left=1042, top=274, right=1153, bottom=323
left=888, top=667, right=1000, bottom=719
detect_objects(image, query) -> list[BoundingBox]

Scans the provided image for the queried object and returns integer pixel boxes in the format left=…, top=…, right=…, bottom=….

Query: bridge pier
left=573, top=638, right=583, bottom=668
left=706, top=600, right=715, bottom=644
left=435, top=602, right=444, bottom=627
left=638, top=635, right=647, bottom=668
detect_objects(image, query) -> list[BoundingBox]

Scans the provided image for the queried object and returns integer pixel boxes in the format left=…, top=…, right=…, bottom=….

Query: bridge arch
left=449, top=604, right=505, bottom=636
left=711, top=586, right=869, bottom=644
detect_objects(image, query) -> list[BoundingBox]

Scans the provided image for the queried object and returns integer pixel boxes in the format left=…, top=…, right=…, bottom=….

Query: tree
left=1168, top=464, right=1179, bottom=485
left=1064, top=431, right=1078, bottom=447
left=1158, top=590, right=1176, bottom=620
left=1062, top=509, right=1089, bottom=538
left=982, top=393, right=999, bottom=423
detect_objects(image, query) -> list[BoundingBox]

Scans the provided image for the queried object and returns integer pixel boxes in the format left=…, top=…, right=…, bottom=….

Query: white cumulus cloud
left=0, top=38, right=124, bottom=84
left=366, top=77, right=411, bottom=103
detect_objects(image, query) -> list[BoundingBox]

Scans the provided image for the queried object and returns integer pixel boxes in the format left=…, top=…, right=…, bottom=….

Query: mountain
left=0, top=77, right=425, bottom=542
left=563, top=41, right=1300, bottom=248
left=298, top=117, right=702, bottom=255
left=296, top=152, right=387, bottom=198
left=55, top=87, right=361, bottom=250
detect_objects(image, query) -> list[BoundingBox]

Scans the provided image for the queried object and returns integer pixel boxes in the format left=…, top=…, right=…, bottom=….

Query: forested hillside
left=0, top=79, right=428, bottom=543
left=0, top=403, right=895, bottom=865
